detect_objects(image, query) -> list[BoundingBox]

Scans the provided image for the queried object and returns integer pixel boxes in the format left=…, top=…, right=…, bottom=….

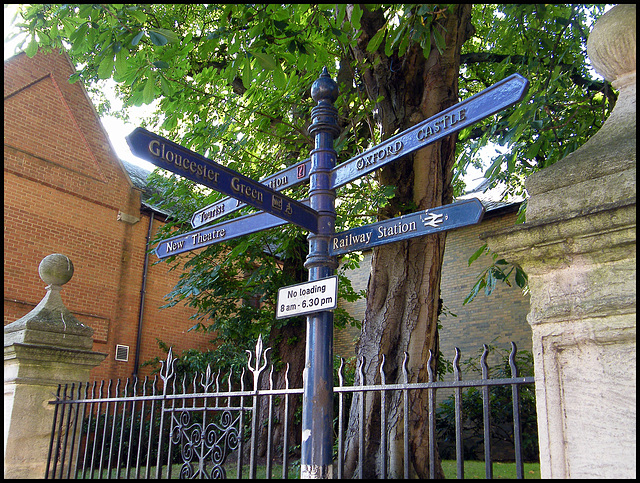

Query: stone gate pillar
left=4, top=254, right=107, bottom=478
left=482, top=5, right=635, bottom=478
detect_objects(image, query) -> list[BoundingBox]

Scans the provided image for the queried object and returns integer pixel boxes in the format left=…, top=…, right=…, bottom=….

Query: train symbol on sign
left=421, top=212, right=446, bottom=228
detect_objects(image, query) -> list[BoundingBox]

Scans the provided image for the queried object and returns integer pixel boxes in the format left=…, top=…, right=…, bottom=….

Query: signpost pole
left=301, top=68, right=340, bottom=479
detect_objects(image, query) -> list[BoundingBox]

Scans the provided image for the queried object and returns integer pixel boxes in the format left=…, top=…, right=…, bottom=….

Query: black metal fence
left=45, top=338, right=535, bottom=479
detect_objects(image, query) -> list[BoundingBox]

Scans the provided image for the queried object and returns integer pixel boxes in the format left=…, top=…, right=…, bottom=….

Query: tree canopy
left=13, top=4, right=612, bottom=202
left=11, top=3, right=612, bottom=318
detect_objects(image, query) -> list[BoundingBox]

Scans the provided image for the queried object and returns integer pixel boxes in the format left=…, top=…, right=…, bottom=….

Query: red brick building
left=4, top=50, right=213, bottom=382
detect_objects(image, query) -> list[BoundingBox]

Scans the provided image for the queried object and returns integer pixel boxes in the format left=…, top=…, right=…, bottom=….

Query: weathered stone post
left=4, top=254, right=107, bottom=478
left=482, top=5, right=635, bottom=478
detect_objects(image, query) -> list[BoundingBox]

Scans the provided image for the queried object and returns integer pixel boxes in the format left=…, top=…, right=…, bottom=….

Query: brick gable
left=4, top=49, right=213, bottom=382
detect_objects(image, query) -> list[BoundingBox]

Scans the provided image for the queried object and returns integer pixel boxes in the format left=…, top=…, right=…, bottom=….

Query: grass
left=76, top=460, right=540, bottom=479
left=441, top=460, right=541, bottom=479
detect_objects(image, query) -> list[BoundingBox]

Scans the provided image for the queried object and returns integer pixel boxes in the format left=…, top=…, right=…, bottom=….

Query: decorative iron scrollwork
left=170, top=408, right=240, bottom=479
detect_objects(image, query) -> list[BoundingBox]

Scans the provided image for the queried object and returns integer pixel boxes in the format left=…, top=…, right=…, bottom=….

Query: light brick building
left=4, top=50, right=213, bottom=382
left=335, top=196, right=532, bottom=369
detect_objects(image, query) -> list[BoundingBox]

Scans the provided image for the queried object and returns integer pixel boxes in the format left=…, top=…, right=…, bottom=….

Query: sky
left=4, top=4, right=494, bottom=189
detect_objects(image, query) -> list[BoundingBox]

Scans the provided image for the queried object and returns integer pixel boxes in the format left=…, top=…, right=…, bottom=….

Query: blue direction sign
left=331, top=73, right=529, bottom=189
left=126, top=128, right=318, bottom=233
left=329, top=198, right=485, bottom=256
left=155, top=201, right=309, bottom=259
left=191, top=157, right=312, bottom=228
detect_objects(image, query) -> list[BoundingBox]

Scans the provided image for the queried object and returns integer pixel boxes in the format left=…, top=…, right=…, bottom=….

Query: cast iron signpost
left=126, top=69, right=528, bottom=479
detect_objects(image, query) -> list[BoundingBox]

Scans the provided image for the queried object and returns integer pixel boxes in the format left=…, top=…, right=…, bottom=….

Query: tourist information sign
left=191, top=157, right=312, bottom=228
left=126, top=128, right=319, bottom=233
left=330, top=199, right=485, bottom=256
left=331, top=73, right=529, bottom=189
left=276, top=276, right=338, bottom=319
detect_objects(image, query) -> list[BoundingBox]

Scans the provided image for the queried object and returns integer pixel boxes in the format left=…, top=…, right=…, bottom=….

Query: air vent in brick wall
left=115, top=344, right=129, bottom=362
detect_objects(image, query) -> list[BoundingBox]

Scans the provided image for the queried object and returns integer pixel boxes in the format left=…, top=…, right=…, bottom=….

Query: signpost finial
left=311, top=67, right=339, bottom=104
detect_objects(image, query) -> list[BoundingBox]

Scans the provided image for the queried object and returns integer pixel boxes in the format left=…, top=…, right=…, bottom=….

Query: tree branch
left=460, top=52, right=614, bottom=97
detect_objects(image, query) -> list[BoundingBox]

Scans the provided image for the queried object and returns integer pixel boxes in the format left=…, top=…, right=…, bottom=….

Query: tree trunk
left=343, top=4, right=473, bottom=478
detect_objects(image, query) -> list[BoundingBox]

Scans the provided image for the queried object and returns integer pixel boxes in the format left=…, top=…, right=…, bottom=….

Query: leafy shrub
left=435, top=344, right=538, bottom=462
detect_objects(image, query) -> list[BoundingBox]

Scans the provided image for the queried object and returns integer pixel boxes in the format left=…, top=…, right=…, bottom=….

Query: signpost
left=129, top=68, right=528, bottom=479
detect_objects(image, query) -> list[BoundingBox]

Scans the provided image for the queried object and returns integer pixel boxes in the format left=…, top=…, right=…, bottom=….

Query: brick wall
left=336, top=207, right=532, bottom=369
left=438, top=208, right=532, bottom=369
left=4, top=50, right=214, bottom=382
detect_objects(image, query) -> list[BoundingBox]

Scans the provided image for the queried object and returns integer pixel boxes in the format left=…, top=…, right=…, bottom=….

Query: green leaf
left=131, top=31, right=144, bottom=46
left=114, top=48, right=128, bottom=76
left=153, top=28, right=179, bottom=44
left=398, top=29, right=411, bottom=56
left=61, top=18, right=77, bottom=36
left=468, top=243, right=488, bottom=266
left=366, top=22, right=387, bottom=53
left=97, top=53, right=115, bottom=79
left=68, top=72, right=81, bottom=84
left=129, top=9, right=147, bottom=24
left=515, top=267, right=528, bottom=288
left=25, top=38, right=38, bottom=58
left=242, top=57, right=252, bottom=89
left=142, top=73, right=156, bottom=104
left=485, top=270, right=496, bottom=296
left=433, top=27, right=446, bottom=54
left=148, top=30, right=168, bottom=46
left=350, top=4, right=363, bottom=30
left=421, top=30, right=431, bottom=59
left=250, top=51, right=276, bottom=70
left=272, top=64, right=285, bottom=88
left=463, top=278, right=485, bottom=305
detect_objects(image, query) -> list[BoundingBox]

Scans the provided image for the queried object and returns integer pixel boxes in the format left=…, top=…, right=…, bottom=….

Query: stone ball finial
left=311, top=67, right=339, bottom=104
left=587, top=5, right=636, bottom=87
left=38, top=254, right=74, bottom=286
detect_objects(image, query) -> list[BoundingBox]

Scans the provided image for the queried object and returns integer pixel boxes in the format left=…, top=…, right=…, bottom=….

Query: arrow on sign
left=329, top=198, right=485, bottom=256
left=126, top=128, right=319, bottom=233
left=331, top=73, right=529, bottom=189
left=155, top=200, right=310, bottom=259
left=191, top=157, right=312, bottom=228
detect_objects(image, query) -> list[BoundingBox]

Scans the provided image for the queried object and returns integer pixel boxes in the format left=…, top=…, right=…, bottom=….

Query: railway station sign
left=329, top=198, right=485, bottom=256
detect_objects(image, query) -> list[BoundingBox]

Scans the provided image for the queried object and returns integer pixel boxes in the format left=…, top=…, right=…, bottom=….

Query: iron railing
left=46, top=338, right=535, bottom=479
